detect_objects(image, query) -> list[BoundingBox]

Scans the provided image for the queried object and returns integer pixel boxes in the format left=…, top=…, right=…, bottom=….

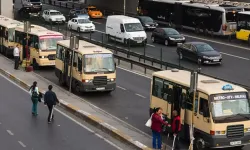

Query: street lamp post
left=123, top=0, right=126, bottom=15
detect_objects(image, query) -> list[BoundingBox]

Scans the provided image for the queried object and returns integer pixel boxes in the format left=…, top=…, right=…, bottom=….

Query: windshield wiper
left=236, top=113, right=250, bottom=119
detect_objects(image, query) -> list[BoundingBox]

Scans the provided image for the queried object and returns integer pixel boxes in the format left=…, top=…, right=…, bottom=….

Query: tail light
left=210, top=130, right=215, bottom=135
left=222, top=24, right=227, bottom=31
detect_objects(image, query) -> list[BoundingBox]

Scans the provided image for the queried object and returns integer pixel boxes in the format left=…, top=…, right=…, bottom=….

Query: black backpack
left=31, top=89, right=39, bottom=98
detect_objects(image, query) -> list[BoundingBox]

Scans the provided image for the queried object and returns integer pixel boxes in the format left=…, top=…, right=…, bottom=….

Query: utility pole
left=123, top=0, right=126, bottom=15
left=24, top=21, right=31, bottom=71
left=189, top=71, right=198, bottom=150
left=69, top=36, right=79, bottom=93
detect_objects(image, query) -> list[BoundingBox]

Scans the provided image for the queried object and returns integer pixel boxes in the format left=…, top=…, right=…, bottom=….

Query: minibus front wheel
left=194, top=137, right=205, bottom=150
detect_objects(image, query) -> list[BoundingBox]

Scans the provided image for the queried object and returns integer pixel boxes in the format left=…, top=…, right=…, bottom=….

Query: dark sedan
left=176, top=42, right=222, bottom=65
left=67, top=9, right=89, bottom=21
left=151, top=28, right=185, bottom=46
left=135, top=16, right=158, bottom=30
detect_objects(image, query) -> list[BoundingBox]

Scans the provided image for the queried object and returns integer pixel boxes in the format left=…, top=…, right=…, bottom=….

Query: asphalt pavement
left=0, top=74, right=125, bottom=150
left=11, top=4, right=250, bottom=150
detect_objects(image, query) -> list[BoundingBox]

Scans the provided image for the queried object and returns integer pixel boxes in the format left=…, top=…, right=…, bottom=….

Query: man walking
left=44, top=85, right=59, bottom=123
left=13, top=45, right=20, bottom=70
left=172, top=110, right=181, bottom=150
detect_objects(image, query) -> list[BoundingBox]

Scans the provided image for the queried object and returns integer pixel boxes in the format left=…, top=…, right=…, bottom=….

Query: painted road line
left=220, top=52, right=249, bottom=60
left=117, top=67, right=151, bottom=79
left=18, top=141, right=26, bottom=148
left=96, top=30, right=105, bottom=34
left=93, top=21, right=102, bottom=25
left=146, top=44, right=155, bottom=47
left=183, top=34, right=249, bottom=51
left=135, top=93, right=146, bottom=99
left=117, top=86, right=126, bottom=90
left=6, top=130, right=14, bottom=136
left=0, top=74, right=124, bottom=150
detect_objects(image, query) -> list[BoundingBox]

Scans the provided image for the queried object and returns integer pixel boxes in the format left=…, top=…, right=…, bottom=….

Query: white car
left=42, top=10, right=66, bottom=23
left=68, top=18, right=95, bottom=32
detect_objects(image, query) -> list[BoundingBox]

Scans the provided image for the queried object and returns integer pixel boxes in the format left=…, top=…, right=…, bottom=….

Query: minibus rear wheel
left=194, top=137, right=205, bottom=150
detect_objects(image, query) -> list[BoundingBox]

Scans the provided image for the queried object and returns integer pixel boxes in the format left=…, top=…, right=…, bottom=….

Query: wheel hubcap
left=165, top=40, right=168, bottom=45
left=179, top=53, right=183, bottom=59
left=152, top=37, right=154, bottom=42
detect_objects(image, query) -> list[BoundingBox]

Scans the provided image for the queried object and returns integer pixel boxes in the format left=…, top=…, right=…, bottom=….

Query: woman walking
left=151, top=107, right=169, bottom=150
left=29, top=81, right=39, bottom=116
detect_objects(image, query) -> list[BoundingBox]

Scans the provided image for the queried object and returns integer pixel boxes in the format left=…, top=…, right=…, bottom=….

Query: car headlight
left=155, top=23, right=158, bottom=26
left=182, top=37, right=185, bottom=40
left=203, top=56, right=210, bottom=59
left=169, top=37, right=175, bottom=40
left=145, top=24, right=149, bottom=27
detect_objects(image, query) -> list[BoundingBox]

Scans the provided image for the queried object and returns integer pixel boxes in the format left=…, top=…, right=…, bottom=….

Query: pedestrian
left=171, top=110, right=181, bottom=150
left=13, top=44, right=20, bottom=70
left=151, top=107, right=170, bottom=150
left=44, top=85, right=59, bottom=124
left=29, top=81, right=40, bottom=116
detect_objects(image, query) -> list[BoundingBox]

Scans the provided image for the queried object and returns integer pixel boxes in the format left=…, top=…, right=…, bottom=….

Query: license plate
left=96, top=87, right=105, bottom=90
left=50, top=62, right=55, bottom=65
left=230, top=141, right=241, bottom=145
left=213, top=59, right=219, bottom=62
left=137, top=41, right=142, bottom=43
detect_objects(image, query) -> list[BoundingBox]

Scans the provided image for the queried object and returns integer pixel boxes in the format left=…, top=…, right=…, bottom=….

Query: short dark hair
left=48, top=85, right=53, bottom=90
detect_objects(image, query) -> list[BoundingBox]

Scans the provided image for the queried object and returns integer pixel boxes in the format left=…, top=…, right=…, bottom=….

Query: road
left=12, top=4, right=250, bottom=150
left=0, top=74, right=127, bottom=150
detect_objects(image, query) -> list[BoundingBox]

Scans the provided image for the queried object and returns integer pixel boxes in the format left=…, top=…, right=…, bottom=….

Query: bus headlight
left=107, top=78, right=115, bottom=82
left=245, top=128, right=250, bottom=132
left=82, top=79, right=92, bottom=83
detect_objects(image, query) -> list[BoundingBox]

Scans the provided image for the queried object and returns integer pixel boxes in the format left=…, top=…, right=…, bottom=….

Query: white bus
left=137, top=0, right=244, bottom=35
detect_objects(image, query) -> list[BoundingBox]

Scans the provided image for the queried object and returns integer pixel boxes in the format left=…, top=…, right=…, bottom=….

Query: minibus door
left=63, top=49, right=71, bottom=85
left=179, top=89, right=186, bottom=138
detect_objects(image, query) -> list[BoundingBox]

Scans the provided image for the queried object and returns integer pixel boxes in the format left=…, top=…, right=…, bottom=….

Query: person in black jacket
left=44, top=85, right=59, bottom=123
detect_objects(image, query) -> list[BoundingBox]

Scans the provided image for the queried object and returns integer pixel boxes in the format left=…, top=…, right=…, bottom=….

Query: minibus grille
left=93, top=76, right=107, bottom=86
left=227, top=124, right=244, bottom=138
left=48, top=54, right=56, bottom=60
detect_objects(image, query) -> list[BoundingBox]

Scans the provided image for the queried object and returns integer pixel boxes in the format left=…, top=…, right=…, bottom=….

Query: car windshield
left=50, top=12, right=61, bottom=15
left=39, top=36, right=63, bottom=50
left=211, top=93, right=250, bottom=118
left=195, top=44, right=214, bottom=52
left=124, top=23, right=144, bottom=32
left=78, top=19, right=91, bottom=24
left=76, top=9, right=87, bottom=14
left=163, top=28, right=179, bottom=35
left=84, top=53, right=115, bottom=73
left=140, top=16, right=154, bottom=23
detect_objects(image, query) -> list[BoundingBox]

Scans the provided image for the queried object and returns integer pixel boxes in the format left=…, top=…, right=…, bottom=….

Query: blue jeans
left=152, top=130, right=161, bottom=149
left=32, top=99, right=38, bottom=115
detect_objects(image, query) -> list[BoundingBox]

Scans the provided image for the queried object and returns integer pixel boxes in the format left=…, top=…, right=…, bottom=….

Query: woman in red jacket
left=151, top=107, right=169, bottom=149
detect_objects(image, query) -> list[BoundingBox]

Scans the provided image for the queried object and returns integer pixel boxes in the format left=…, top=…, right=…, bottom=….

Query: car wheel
left=68, top=25, right=71, bottom=30
left=194, top=137, right=206, bottom=150
left=77, top=27, right=81, bottom=33
left=124, top=39, right=128, bottom=45
left=151, top=36, right=155, bottom=43
left=198, top=58, right=203, bottom=65
left=164, top=39, right=169, bottom=46
left=179, top=52, right=183, bottom=60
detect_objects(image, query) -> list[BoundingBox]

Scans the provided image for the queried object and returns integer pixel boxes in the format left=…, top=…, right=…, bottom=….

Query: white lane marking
left=117, top=66, right=151, bottom=79
left=95, top=133, right=123, bottom=150
left=7, top=130, right=14, bottom=135
left=18, top=141, right=26, bottom=148
left=93, top=21, right=102, bottom=25
left=96, top=30, right=105, bottom=34
left=146, top=44, right=155, bottom=47
left=0, top=122, right=1, bottom=124
left=183, top=34, right=249, bottom=51
left=220, top=52, right=249, bottom=60
left=135, top=93, right=146, bottom=99
left=0, top=74, right=123, bottom=150
left=117, top=86, right=126, bottom=90
left=92, top=39, right=96, bottom=41
left=95, top=133, right=103, bottom=138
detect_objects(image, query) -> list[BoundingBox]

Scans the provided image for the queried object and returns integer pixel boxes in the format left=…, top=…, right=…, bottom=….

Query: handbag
left=145, top=113, right=153, bottom=127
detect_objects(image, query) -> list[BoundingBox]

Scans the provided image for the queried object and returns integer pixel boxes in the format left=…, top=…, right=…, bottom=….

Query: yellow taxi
left=87, top=6, right=103, bottom=18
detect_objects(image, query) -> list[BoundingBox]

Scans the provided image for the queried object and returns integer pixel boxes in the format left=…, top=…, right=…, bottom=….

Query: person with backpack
left=44, top=85, right=59, bottom=123
left=29, top=81, right=40, bottom=116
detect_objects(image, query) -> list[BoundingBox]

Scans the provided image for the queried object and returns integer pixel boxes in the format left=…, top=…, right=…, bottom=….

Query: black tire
left=179, top=52, right=183, bottom=60
left=73, top=82, right=81, bottom=94
left=32, top=59, right=39, bottom=70
left=77, top=27, right=81, bottom=33
left=198, top=58, right=203, bottom=65
left=151, top=36, right=155, bottom=43
left=194, top=137, right=206, bottom=150
left=124, top=39, right=128, bottom=45
left=164, top=39, right=169, bottom=46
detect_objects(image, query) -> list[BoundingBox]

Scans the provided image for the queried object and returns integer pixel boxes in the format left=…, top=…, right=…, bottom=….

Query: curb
left=0, top=68, right=152, bottom=150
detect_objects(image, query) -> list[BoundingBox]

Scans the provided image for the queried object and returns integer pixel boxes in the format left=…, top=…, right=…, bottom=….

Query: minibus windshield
left=210, top=92, right=250, bottom=119
left=124, top=23, right=144, bottom=32
left=39, top=36, right=63, bottom=51
left=84, top=53, right=115, bottom=73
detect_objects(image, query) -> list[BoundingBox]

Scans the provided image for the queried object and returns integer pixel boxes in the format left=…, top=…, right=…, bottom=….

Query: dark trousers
left=14, top=56, right=19, bottom=69
left=173, top=134, right=180, bottom=150
left=47, top=105, right=54, bottom=122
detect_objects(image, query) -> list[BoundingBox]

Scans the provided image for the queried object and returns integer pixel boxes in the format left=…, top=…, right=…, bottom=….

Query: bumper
left=207, top=133, right=250, bottom=148
left=169, top=39, right=185, bottom=45
left=52, top=20, right=65, bottom=23
left=202, top=58, right=222, bottom=64
left=80, top=28, right=95, bottom=32
left=128, top=38, right=147, bottom=45
left=80, top=82, right=116, bottom=92
left=144, top=26, right=157, bottom=30
left=37, top=60, right=55, bottom=66
left=90, top=15, right=103, bottom=19
left=23, top=6, right=42, bottom=13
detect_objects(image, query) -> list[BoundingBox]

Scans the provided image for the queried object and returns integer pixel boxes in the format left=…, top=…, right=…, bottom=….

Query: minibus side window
left=78, top=53, right=82, bottom=72
left=152, top=77, right=163, bottom=99
left=56, top=45, right=65, bottom=61
left=73, top=52, right=78, bottom=67
left=199, top=98, right=209, bottom=117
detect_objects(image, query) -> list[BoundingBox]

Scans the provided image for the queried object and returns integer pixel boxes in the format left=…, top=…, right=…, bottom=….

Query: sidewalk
left=0, top=55, right=160, bottom=150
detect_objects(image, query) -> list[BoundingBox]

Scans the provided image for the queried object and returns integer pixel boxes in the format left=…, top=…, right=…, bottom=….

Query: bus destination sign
left=212, top=93, right=247, bottom=101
